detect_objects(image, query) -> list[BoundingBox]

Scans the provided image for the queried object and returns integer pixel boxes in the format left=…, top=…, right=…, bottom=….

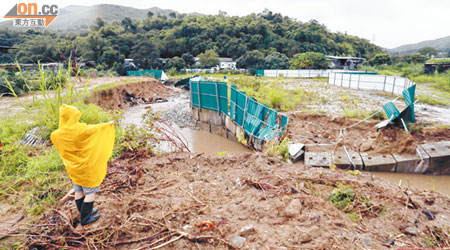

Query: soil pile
left=23, top=152, right=450, bottom=249
left=89, top=80, right=171, bottom=110
left=288, top=113, right=450, bottom=155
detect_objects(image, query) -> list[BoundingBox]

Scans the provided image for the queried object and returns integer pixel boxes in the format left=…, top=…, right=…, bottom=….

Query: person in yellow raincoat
left=51, top=104, right=115, bottom=226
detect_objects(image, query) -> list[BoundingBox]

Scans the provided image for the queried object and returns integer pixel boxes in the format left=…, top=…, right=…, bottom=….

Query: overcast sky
left=2, top=0, right=449, bottom=49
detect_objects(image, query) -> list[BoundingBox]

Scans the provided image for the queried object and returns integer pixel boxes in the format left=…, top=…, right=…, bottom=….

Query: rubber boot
left=75, top=196, right=98, bottom=215
left=80, top=201, right=100, bottom=226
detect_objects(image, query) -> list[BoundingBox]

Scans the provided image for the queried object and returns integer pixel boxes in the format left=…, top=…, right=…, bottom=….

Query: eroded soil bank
left=24, top=152, right=450, bottom=249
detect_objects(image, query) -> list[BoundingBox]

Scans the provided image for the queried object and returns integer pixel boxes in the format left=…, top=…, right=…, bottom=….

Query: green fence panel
left=281, top=115, right=289, bottom=131
left=383, top=102, right=400, bottom=121
left=190, top=81, right=200, bottom=108
left=230, top=85, right=237, bottom=120
left=217, top=83, right=228, bottom=114
left=257, top=109, right=280, bottom=141
left=402, top=84, right=416, bottom=123
left=243, top=98, right=268, bottom=136
left=234, top=90, right=247, bottom=127
left=126, top=70, right=163, bottom=79
left=255, top=69, right=265, bottom=77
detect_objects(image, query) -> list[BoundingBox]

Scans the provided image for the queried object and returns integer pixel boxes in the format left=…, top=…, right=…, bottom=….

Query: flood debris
left=20, top=152, right=450, bottom=249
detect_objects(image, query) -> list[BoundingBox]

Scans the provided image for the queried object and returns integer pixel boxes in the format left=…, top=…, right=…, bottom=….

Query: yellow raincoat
left=51, top=104, right=115, bottom=188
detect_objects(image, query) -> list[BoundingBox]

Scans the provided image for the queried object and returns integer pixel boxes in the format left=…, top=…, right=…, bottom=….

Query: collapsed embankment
left=24, top=152, right=450, bottom=249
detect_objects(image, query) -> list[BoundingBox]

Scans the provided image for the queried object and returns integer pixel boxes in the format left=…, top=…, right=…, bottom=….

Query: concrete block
left=199, top=122, right=211, bottom=132
left=360, top=154, right=396, bottom=172
left=393, top=146, right=430, bottom=173
left=199, top=109, right=210, bottom=123
left=304, top=151, right=332, bottom=168
left=235, top=126, right=243, bottom=140
left=225, top=116, right=236, bottom=136
left=209, top=111, right=222, bottom=126
left=288, top=143, right=305, bottom=162
left=226, top=129, right=238, bottom=142
left=252, top=137, right=264, bottom=152
left=211, top=124, right=226, bottom=137
left=333, top=151, right=363, bottom=170
left=192, top=107, right=199, bottom=121
left=420, top=141, right=450, bottom=174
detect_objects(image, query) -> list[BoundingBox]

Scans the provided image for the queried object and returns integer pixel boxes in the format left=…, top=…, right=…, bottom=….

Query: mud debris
left=21, top=152, right=450, bottom=249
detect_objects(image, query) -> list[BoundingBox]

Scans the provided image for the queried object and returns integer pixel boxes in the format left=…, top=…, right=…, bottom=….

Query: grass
left=91, top=78, right=144, bottom=92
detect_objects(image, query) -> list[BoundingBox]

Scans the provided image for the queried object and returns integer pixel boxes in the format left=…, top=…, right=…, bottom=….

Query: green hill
left=389, top=35, right=450, bottom=55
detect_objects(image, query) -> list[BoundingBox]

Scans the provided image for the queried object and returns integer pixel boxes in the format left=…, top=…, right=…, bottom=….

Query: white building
left=193, top=57, right=236, bottom=70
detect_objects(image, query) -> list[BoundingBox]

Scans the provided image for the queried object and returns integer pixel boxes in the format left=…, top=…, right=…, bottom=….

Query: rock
left=239, top=225, right=256, bottom=237
left=360, top=141, right=373, bottom=152
left=231, top=235, right=246, bottom=248
left=298, top=225, right=320, bottom=243
left=422, top=209, right=435, bottom=220
left=235, top=177, right=241, bottom=186
left=402, top=226, right=419, bottom=236
left=285, top=199, right=302, bottom=217
left=385, top=238, right=395, bottom=246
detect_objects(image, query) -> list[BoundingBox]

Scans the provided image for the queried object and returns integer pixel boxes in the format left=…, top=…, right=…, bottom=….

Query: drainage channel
left=122, top=91, right=250, bottom=155
left=122, top=91, right=449, bottom=196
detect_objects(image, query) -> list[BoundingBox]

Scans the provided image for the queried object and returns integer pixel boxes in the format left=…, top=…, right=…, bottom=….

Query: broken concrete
left=305, top=151, right=332, bottom=167
left=393, top=146, right=430, bottom=173
left=288, top=143, right=305, bottom=162
left=360, top=154, right=397, bottom=172
left=420, top=141, right=450, bottom=174
left=333, top=151, right=363, bottom=170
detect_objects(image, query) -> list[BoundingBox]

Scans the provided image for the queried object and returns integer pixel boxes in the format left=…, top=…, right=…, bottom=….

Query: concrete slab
left=333, top=151, right=363, bottom=170
left=199, top=109, right=210, bottom=123
left=252, top=137, right=264, bottom=152
left=226, top=129, right=238, bottom=142
left=393, top=146, right=430, bottom=173
left=211, top=124, right=226, bottom=137
left=288, top=143, right=305, bottom=162
left=192, top=107, right=199, bottom=121
left=420, top=141, right=450, bottom=174
left=199, top=122, right=211, bottom=132
left=209, top=111, right=222, bottom=126
left=304, top=151, right=332, bottom=168
left=225, top=116, right=236, bottom=136
left=360, top=154, right=396, bottom=172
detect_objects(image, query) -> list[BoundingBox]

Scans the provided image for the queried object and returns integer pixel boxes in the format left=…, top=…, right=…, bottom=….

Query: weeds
left=267, top=137, right=289, bottom=160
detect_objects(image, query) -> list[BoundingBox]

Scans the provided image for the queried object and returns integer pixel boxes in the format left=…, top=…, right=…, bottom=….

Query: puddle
left=373, top=172, right=450, bottom=196
left=178, top=128, right=250, bottom=155
left=122, top=93, right=250, bottom=156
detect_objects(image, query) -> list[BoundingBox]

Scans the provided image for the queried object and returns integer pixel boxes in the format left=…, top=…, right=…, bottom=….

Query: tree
left=368, top=53, right=391, bottom=66
left=407, top=53, right=428, bottom=64
left=181, top=53, right=195, bottom=67
left=236, top=50, right=265, bottom=73
left=169, top=12, right=177, bottom=18
left=198, top=49, right=219, bottom=68
left=289, top=52, right=328, bottom=69
left=147, top=11, right=154, bottom=18
left=129, top=40, right=159, bottom=69
left=418, top=47, right=438, bottom=57
left=165, top=56, right=185, bottom=70
left=264, top=52, right=289, bottom=69
left=91, top=17, right=105, bottom=31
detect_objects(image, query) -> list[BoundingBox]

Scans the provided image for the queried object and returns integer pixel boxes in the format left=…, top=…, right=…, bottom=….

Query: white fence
left=263, top=69, right=364, bottom=78
left=327, top=72, right=415, bottom=95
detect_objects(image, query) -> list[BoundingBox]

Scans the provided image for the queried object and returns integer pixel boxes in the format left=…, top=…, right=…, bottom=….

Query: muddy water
left=178, top=128, right=250, bottom=155
left=373, top=172, right=450, bottom=196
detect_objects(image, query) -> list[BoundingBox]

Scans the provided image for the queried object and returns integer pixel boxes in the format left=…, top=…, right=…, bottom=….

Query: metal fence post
left=392, top=77, right=396, bottom=94
left=349, top=74, right=352, bottom=88
left=242, top=95, right=249, bottom=128
left=383, top=75, right=387, bottom=92
left=189, top=81, right=193, bottom=107
left=215, top=82, right=220, bottom=114
left=357, top=74, right=361, bottom=90
left=197, top=81, right=202, bottom=110
left=308, top=69, right=311, bottom=78
left=333, top=72, right=337, bottom=86
left=341, top=73, right=344, bottom=87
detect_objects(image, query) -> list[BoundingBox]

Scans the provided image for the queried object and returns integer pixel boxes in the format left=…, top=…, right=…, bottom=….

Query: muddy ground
left=89, top=80, right=172, bottom=110
left=20, top=152, right=450, bottom=249
left=287, top=113, right=450, bottom=155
